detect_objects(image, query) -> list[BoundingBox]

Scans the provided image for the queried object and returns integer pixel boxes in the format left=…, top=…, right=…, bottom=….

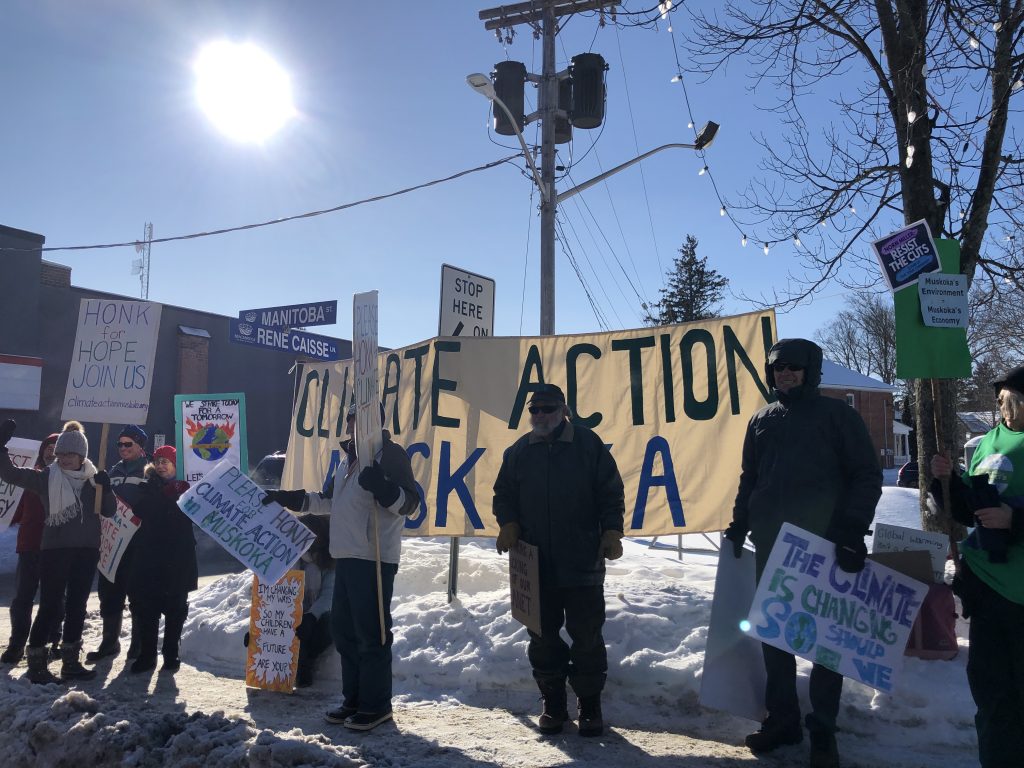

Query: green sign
left=894, top=239, right=971, bottom=379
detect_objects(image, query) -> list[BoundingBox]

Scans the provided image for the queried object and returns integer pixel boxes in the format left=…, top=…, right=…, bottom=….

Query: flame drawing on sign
left=250, top=574, right=302, bottom=686
left=185, top=417, right=236, bottom=462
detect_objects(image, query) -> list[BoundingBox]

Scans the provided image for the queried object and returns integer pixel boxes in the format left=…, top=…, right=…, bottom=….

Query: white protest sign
left=917, top=273, right=969, bottom=329
left=174, top=394, right=248, bottom=483
left=353, top=291, right=382, bottom=464
left=872, top=523, right=949, bottom=584
left=62, top=299, right=163, bottom=424
left=746, top=522, right=928, bottom=693
left=176, top=460, right=315, bottom=585
left=509, top=540, right=541, bottom=634
left=700, top=547, right=766, bottom=722
left=98, top=497, right=141, bottom=582
left=246, top=570, right=304, bottom=692
left=0, top=438, right=41, bottom=532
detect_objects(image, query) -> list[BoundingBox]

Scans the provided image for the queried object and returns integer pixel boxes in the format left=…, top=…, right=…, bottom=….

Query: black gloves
left=295, top=613, right=316, bottom=643
left=94, top=470, right=111, bottom=488
left=835, top=539, right=868, bottom=573
left=261, top=489, right=307, bottom=511
left=0, top=418, right=15, bottom=450
left=723, top=521, right=747, bottom=559
left=358, top=461, right=400, bottom=507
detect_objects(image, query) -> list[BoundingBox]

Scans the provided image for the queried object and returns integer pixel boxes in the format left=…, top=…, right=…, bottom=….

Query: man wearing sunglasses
left=724, top=338, right=881, bottom=768
left=87, top=424, right=150, bottom=663
left=492, top=383, right=625, bottom=738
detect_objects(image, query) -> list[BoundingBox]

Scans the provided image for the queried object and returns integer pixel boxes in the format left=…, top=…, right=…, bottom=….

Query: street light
left=466, top=73, right=549, bottom=202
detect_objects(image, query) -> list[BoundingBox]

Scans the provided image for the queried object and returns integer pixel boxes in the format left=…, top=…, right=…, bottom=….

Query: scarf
left=46, top=459, right=98, bottom=527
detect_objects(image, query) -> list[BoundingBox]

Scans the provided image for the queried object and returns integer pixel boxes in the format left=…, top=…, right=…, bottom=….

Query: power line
left=0, top=155, right=521, bottom=254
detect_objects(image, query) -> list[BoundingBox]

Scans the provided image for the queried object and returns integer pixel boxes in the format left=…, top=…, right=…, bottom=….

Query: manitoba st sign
left=238, top=300, right=337, bottom=328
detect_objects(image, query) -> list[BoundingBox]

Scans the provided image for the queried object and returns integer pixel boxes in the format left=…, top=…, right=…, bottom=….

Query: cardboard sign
left=0, top=438, right=41, bottom=531
left=918, top=273, right=968, bottom=329
left=61, top=299, right=162, bottom=424
left=98, top=497, right=141, bottom=582
left=282, top=310, right=778, bottom=537
left=509, top=540, right=541, bottom=634
left=176, top=460, right=315, bottom=584
left=746, top=523, right=928, bottom=693
left=352, top=291, right=382, bottom=464
left=700, top=546, right=767, bottom=722
left=174, top=394, right=248, bottom=483
left=872, top=523, right=949, bottom=584
left=245, top=569, right=305, bottom=692
left=872, top=220, right=941, bottom=291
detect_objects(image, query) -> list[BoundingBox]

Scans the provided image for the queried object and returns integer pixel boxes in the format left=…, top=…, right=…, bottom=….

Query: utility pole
left=479, top=1, right=618, bottom=335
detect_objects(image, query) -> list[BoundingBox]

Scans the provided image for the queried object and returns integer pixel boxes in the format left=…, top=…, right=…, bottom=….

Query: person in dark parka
left=492, top=383, right=625, bottom=738
left=723, top=338, right=881, bottom=768
left=125, top=445, right=197, bottom=674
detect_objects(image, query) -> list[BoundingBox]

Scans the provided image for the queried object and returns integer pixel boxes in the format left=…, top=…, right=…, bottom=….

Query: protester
left=125, top=445, right=196, bottom=674
left=0, top=419, right=115, bottom=684
left=492, top=383, right=625, bottom=737
left=723, top=338, right=881, bottom=768
left=1, top=432, right=64, bottom=665
left=930, top=364, right=1024, bottom=768
left=293, top=513, right=335, bottom=688
left=88, top=424, right=149, bottom=663
left=263, top=402, right=417, bottom=730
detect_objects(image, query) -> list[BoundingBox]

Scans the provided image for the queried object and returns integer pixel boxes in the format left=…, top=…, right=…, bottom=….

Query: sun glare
left=194, top=41, right=295, bottom=143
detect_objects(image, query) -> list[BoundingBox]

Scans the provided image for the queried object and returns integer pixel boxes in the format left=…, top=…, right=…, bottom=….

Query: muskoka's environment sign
left=238, top=300, right=337, bottom=329
left=746, top=523, right=927, bottom=693
left=282, top=310, right=777, bottom=537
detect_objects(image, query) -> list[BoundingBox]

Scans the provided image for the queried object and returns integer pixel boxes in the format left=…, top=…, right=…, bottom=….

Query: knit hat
left=992, top=365, right=1024, bottom=397
left=54, top=421, right=88, bottom=458
left=153, top=445, right=177, bottom=465
left=118, top=424, right=148, bottom=447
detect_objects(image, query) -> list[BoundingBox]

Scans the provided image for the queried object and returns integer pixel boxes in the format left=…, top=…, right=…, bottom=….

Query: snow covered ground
left=0, top=481, right=979, bottom=767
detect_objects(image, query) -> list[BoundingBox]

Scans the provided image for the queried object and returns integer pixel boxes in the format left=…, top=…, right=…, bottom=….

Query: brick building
left=819, top=360, right=897, bottom=469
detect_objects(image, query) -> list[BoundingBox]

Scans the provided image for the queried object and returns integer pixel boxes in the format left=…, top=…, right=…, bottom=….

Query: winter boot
left=0, top=642, right=25, bottom=665
left=61, top=642, right=97, bottom=681
left=577, top=695, right=604, bottom=737
left=86, top=614, right=122, bottom=663
left=537, top=686, right=569, bottom=735
left=125, top=619, right=140, bottom=660
left=809, top=729, right=840, bottom=768
left=161, top=601, right=186, bottom=674
left=131, top=611, right=159, bottom=674
left=48, top=642, right=63, bottom=662
left=744, top=716, right=803, bottom=753
left=26, top=645, right=61, bottom=685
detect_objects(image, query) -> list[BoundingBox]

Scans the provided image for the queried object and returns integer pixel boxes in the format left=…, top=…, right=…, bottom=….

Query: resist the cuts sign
left=177, top=460, right=315, bottom=584
left=0, top=438, right=40, bottom=531
left=746, top=523, right=928, bottom=693
left=872, top=220, right=941, bottom=291
left=439, top=264, right=495, bottom=337
left=246, top=570, right=304, bottom=692
left=62, top=299, right=162, bottom=424
left=98, top=497, right=141, bottom=582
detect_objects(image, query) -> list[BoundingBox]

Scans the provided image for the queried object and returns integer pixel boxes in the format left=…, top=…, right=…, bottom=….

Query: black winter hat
left=765, top=338, right=824, bottom=390
left=528, top=383, right=566, bottom=404
left=992, top=365, right=1024, bottom=397
left=118, top=424, right=148, bottom=447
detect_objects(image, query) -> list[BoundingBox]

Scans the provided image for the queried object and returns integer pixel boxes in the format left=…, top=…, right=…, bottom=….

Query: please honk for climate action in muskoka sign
left=746, top=523, right=928, bottom=693
left=177, top=460, right=315, bottom=584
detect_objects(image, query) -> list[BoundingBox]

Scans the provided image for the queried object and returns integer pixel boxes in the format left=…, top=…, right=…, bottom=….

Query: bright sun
left=194, top=41, right=295, bottom=143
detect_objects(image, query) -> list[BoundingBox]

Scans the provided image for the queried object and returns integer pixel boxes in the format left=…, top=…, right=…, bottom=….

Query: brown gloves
left=601, top=530, right=624, bottom=560
left=495, top=522, right=521, bottom=554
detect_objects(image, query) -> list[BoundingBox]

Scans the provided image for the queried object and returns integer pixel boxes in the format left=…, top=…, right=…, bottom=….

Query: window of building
left=846, top=393, right=855, bottom=407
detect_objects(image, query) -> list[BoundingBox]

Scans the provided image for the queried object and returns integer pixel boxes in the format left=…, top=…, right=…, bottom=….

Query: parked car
left=250, top=451, right=285, bottom=491
left=897, top=460, right=919, bottom=488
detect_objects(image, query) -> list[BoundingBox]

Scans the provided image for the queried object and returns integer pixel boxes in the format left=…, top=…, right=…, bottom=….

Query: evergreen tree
left=643, top=235, right=728, bottom=325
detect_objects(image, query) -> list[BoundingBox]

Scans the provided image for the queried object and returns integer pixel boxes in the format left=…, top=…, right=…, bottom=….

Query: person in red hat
left=123, top=444, right=197, bottom=674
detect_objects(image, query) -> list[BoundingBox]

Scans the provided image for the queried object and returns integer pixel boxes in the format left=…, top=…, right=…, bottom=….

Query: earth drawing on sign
left=186, top=417, right=236, bottom=461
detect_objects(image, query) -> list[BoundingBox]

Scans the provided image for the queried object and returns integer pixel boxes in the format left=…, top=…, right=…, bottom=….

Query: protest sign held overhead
left=282, top=310, right=776, bottom=537
left=746, top=522, right=928, bottom=693
left=0, top=438, right=40, bottom=531
left=246, top=570, right=305, bottom=693
left=353, top=291, right=382, bottom=464
left=62, top=299, right=162, bottom=424
left=177, top=460, right=315, bottom=584
left=174, top=394, right=248, bottom=483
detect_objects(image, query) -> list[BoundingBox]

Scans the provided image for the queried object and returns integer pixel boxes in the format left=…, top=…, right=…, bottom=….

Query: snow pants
left=9, top=550, right=63, bottom=647
left=966, top=573, right=1024, bottom=768
left=29, top=547, right=98, bottom=648
left=527, top=583, right=607, bottom=698
left=331, top=558, right=398, bottom=714
left=762, top=643, right=843, bottom=733
left=131, top=589, right=189, bottom=662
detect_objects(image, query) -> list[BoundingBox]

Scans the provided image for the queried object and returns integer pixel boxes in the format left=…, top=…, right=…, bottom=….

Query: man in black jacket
left=492, top=384, right=625, bottom=738
left=724, top=338, right=881, bottom=768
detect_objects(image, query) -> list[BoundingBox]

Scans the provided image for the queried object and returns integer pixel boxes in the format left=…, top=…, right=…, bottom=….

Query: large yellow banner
left=282, top=310, right=776, bottom=537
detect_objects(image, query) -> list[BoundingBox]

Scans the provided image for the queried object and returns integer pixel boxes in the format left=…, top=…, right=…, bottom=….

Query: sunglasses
left=528, top=404, right=561, bottom=415
left=771, top=362, right=804, bottom=373
left=117, top=441, right=136, bottom=448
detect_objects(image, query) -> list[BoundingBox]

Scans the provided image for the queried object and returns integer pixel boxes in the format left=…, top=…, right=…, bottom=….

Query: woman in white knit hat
left=0, top=418, right=114, bottom=684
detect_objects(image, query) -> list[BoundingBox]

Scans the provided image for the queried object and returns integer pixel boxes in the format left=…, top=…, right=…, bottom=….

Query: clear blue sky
left=1, top=0, right=867, bottom=350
